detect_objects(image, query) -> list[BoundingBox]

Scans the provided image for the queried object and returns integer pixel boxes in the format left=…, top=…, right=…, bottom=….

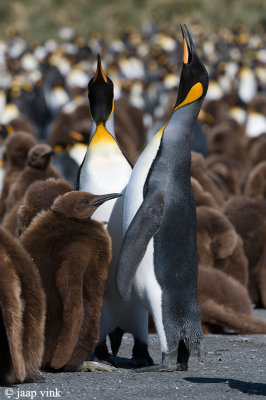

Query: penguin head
left=174, top=25, right=209, bottom=111
left=51, top=191, right=122, bottom=220
left=27, top=144, right=54, bottom=170
left=4, top=132, right=36, bottom=166
left=88, top=54, right=114, bottom=125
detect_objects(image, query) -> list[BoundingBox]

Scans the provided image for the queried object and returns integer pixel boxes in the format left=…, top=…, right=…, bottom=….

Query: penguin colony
left=0, top=20, right=265, bottom=384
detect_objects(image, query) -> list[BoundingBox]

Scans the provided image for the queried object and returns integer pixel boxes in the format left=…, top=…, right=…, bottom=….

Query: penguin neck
left=89, top=113, right=116, bottom=142
left=159, top=100, right=204, bottom=180
left=162, top=100, right=203, bottom=156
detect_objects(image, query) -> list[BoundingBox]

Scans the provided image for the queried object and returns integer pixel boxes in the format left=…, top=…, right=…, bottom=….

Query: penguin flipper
left=51, top=260, right=84, bottom=369
left=116, top=189, right=165, bottom=301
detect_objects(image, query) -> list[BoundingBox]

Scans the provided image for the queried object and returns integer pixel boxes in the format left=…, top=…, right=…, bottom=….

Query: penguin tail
left=201, top=299, right=266, bottom=334
left=108, top=327, right=124, bottom=356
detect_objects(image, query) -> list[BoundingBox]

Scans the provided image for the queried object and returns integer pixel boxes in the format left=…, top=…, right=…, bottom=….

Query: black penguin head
left=51, top=191, right=122, bottom=220
left=174, top=25, right=209, bottom=110
left=27, top=144, right=54, bottom=170
left=88, top=54, right=114, bottom=124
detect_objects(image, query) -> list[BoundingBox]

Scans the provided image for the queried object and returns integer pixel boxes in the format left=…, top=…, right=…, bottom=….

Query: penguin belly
left=79, top=141, right=149, bottom=346
left=102, top=193, right=149, bottom=344
left=132, top=239, right=169, bottom=354
left=80, top=145, right=131, bottom=221
left=121, top=131, right=168, bottom=351
left=123, top=131, right=162, bottom=230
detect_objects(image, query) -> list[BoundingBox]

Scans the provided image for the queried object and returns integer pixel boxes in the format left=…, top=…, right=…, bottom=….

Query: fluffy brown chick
left=20, top=191, right=121, bottom=371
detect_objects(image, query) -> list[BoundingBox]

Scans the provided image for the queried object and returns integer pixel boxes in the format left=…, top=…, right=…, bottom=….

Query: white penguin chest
left=81, top=145, right=131, bottom=222
left=123, top=132, right=162, bottom=231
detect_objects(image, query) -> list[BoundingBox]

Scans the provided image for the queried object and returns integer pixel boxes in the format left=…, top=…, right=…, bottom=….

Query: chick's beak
left=91, top=193, right=122, bottom=207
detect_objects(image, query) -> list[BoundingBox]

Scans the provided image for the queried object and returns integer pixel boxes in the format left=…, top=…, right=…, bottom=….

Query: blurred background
left=0, top=0, right=265, bottom=333
left=0, top=0, right=265, bottom=41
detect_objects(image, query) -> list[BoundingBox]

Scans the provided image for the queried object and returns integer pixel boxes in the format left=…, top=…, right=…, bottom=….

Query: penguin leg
left=90, top=340, right=138, bottom=369
left=135, top=349, right=178, bottom=372
left=135, top=340, right=189, bottom=372
left=131, top=338, right=154, bottom=367
left=109, top=327, right=124, bottom=356
left=176, top=339, right=190, bottom=371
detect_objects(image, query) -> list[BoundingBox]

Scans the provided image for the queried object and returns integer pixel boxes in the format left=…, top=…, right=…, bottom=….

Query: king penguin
left=116, top=25, right=209, bottom=371
left=77, top=55, right=153, bottom=367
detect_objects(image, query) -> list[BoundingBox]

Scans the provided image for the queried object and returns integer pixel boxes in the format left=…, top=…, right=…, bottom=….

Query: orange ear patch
left=174, top=82, right=203, bottom=111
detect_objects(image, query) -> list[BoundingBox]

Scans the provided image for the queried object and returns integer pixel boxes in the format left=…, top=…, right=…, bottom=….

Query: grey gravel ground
left=1, top=310, right=266, bottom=400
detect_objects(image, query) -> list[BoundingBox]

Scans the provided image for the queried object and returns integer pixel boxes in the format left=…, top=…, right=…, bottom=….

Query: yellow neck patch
left=107, top=99, right=114, bottom=120
left=90, top=123, right=116, bottom=148
left=155, top=121, right=168, bottom=139
left=6, top=124, right=14, bottom=135
left=174, top=82, right=203, bottom=111
left=154, top=81, right=204, bottom=139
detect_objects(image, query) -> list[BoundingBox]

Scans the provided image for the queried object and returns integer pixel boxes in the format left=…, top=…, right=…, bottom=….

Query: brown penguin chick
left=0, top=226, right=45, bottom=385
left=196, top=206, right=249, bottom=287
left=207, top=118, right=248, bottom=167
left=223, top=196, right=266, bottom=307
left=247, top=133, right=266, bottom=167
left=191, top=152, right=224, bottom=207
left=248, top=94, right=266, bottom=116
left=6, top=116, right=35, bottom=137
left=198, top=265, right=266, bottom=334
left=1, top=202, right=21, bottom=235
left=48, top=113, right=76, bottom=149
left=16, top=178, right=72, bottom=237
left=0, top=132, right=36, bottom=221
left=20, top=191, right=121, bottom=370
left=205, top=155, right=245, bottom=197
left=244, top=161, right=266, bottom=199
left=202, top=98, right=231, bottom=126
left=5, top=144, right=62, bottom=213
left=191, top=177, right=217, bottom=208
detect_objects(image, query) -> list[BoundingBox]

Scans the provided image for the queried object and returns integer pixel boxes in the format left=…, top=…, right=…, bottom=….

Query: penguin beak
left=91, top=193, right=123, bottom=207
left=42, top=150, right=55, bottom=158
left=173, top=25, right=208, bottom=111
left=69, top=130, right=85, bottom=142
left=93, top=54, right=108, bottom=84
left=180, top=24, right=193, bottom=65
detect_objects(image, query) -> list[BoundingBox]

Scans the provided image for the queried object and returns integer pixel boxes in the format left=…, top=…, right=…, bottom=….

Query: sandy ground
left=0, top=310, right=265, bottom=400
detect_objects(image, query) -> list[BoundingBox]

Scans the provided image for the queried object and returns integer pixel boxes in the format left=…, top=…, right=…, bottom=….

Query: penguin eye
left=80, top=199, right=89, bottom=205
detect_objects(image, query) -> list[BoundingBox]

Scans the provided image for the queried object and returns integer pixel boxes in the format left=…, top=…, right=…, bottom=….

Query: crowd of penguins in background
left=0, top=19, right=266, bottom=384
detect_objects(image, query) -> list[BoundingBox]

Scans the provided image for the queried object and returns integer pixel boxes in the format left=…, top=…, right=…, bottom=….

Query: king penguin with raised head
left=116, top=25, right=209, bottom=371
left=77, top=55, right=153, bottom=367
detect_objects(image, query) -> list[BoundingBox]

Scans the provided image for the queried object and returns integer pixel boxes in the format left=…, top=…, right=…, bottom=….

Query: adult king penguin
left=77, top=55, right=153, bottom=367
left=116, top=25, right=209, bottom=371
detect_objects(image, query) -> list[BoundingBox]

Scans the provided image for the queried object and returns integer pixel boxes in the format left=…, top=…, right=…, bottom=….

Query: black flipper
left=116, top=187, right=165, bottom=301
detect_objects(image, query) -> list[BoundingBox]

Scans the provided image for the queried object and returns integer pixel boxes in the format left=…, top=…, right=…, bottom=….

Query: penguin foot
left=24, top=370, right=46, bottom=383
left=135, top=344, right=189, bottom=372
left=135, top=364, right=178, bottom=373
left=81, top=361, right=116, bottom=372
left=90, top=341, right=136, bottom=369
left=131, top=339, right=154, bottom=368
